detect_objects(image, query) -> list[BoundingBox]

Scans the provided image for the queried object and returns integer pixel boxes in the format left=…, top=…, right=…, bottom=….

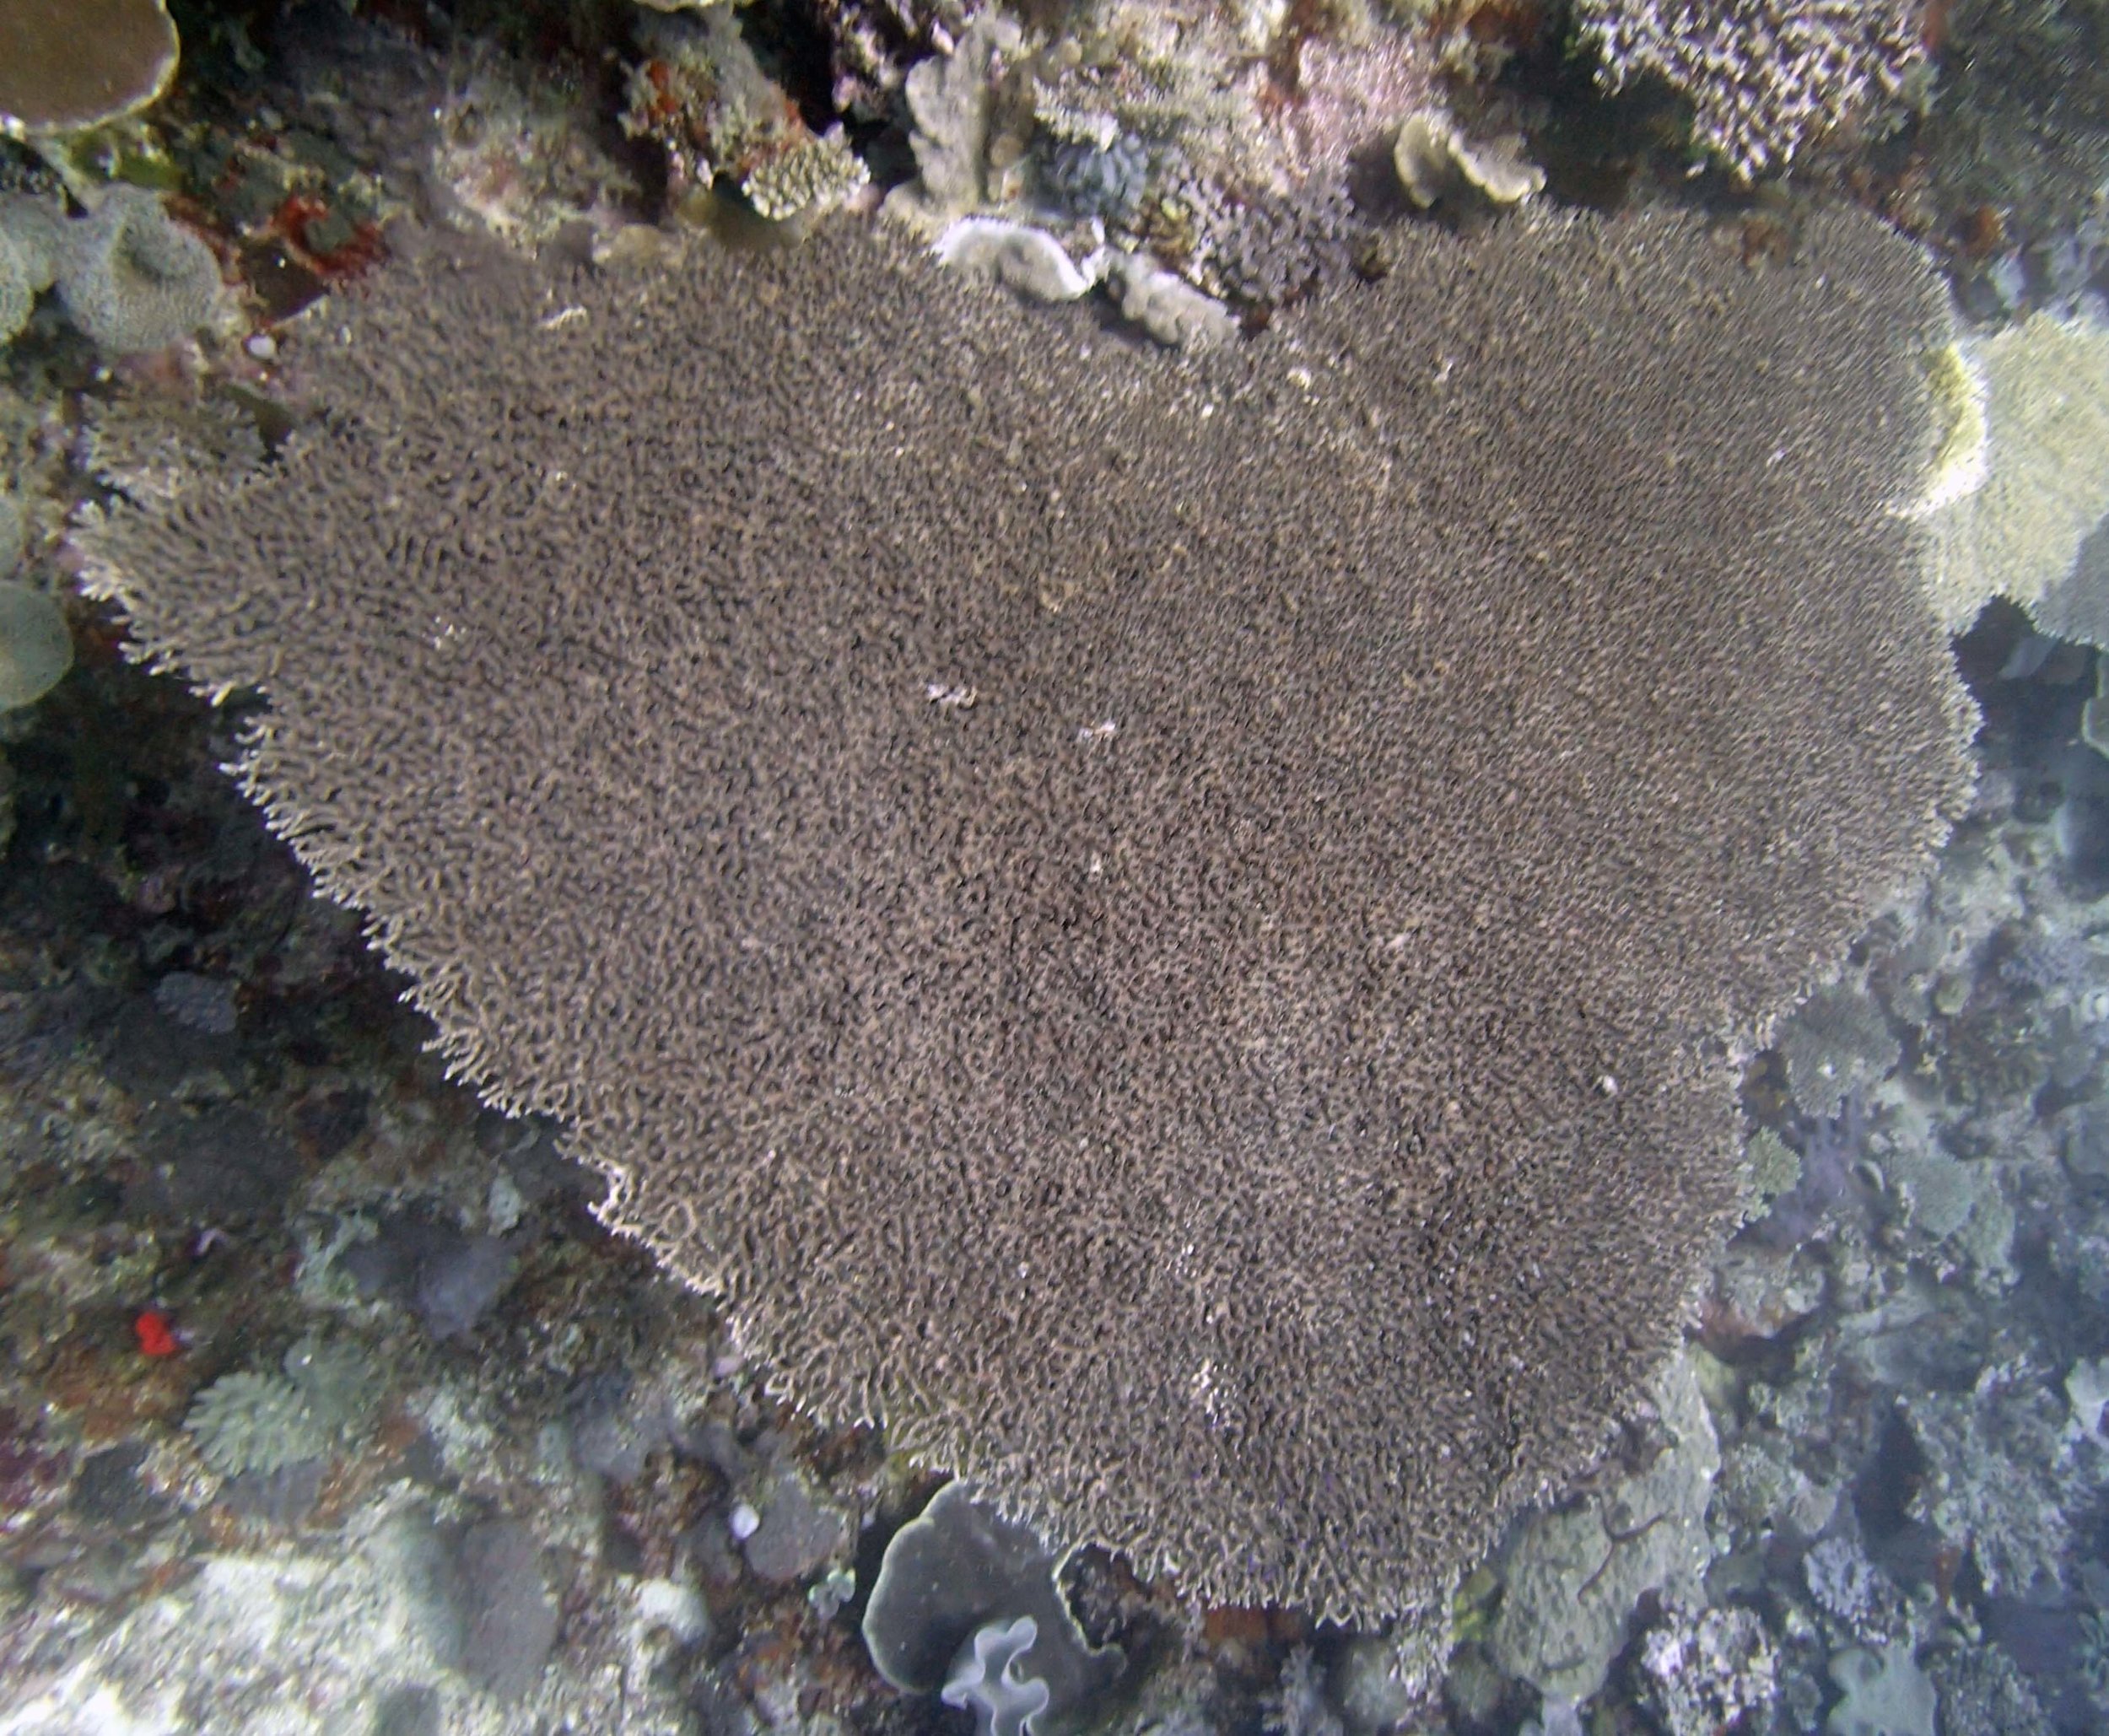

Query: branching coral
left=1572, top=0, right=1928, bottom=180
left=84, top=207, right=1970, bottom=1616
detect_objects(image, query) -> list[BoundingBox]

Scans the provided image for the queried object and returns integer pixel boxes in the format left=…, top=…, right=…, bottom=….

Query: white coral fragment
left=2067, top=1356, right=2109, bottom=1440
left=1106, top=253, right=1238, bottom=348
left=934, top=218, right=1096, bottom=303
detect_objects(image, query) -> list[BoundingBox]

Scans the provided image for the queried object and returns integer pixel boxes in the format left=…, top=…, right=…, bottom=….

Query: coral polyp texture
left=83, top=209, right=1971, bottom=1616
left=1574, top=0, right=1928, bottom=180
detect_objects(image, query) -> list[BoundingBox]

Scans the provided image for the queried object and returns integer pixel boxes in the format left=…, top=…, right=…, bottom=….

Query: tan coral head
left=0, top=0, right=179, bottom=139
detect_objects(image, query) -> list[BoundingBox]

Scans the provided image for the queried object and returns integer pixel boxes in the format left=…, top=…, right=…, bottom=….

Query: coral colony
left=84, top=199, right=1970, bottom=1620
left=5, top=0, right=2109, bottom=1731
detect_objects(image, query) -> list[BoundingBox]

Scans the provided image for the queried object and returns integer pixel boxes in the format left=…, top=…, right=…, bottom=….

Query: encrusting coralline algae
left=84, top=200, right=1972, bottom=1618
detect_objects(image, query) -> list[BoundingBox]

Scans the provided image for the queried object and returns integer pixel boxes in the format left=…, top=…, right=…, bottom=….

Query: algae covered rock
left=0, top=580, right=69, bottom=709
left=1490, top=1353, right=1721, bottom=1704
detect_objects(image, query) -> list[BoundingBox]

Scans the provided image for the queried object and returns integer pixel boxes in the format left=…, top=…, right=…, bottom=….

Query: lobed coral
left=84, top=206, right=1970, bottom=1616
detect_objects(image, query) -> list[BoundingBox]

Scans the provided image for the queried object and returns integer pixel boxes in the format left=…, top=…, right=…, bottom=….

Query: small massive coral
left=1, top=188, right=224, bottom=354
left=56, top=187, right=224, bottom=354
left=84, top=207, right=1970, bottom=1616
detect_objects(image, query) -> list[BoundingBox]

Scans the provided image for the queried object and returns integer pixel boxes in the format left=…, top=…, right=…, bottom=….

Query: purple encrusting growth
left=1752, top=1089, right=1874, bottom=1252
left=338, top=1210, right=521, bottom=1341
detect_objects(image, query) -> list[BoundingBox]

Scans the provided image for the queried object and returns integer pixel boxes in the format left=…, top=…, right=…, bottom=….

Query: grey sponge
left=0, top=581, right=72, bottom=709
left=0, top=194, right=61, bottom=345
left=57, top=188, right=222, bottom=353
left=0, top=232, right=34, bottom=345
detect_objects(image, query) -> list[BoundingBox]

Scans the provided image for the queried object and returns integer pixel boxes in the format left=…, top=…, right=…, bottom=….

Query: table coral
left=82, top=206, right=1970, bottom=1617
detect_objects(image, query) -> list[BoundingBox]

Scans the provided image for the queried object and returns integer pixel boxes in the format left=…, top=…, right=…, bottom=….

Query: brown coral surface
left=84, top=208, right=1970, bottom=1616
left=0, top=0, right=179, bottom=136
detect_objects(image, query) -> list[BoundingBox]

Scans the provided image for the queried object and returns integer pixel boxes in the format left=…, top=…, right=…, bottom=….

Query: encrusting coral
left=82, top=207, right=1971, bottom=1617
left=1919, top=312, right=2109, bottom=645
